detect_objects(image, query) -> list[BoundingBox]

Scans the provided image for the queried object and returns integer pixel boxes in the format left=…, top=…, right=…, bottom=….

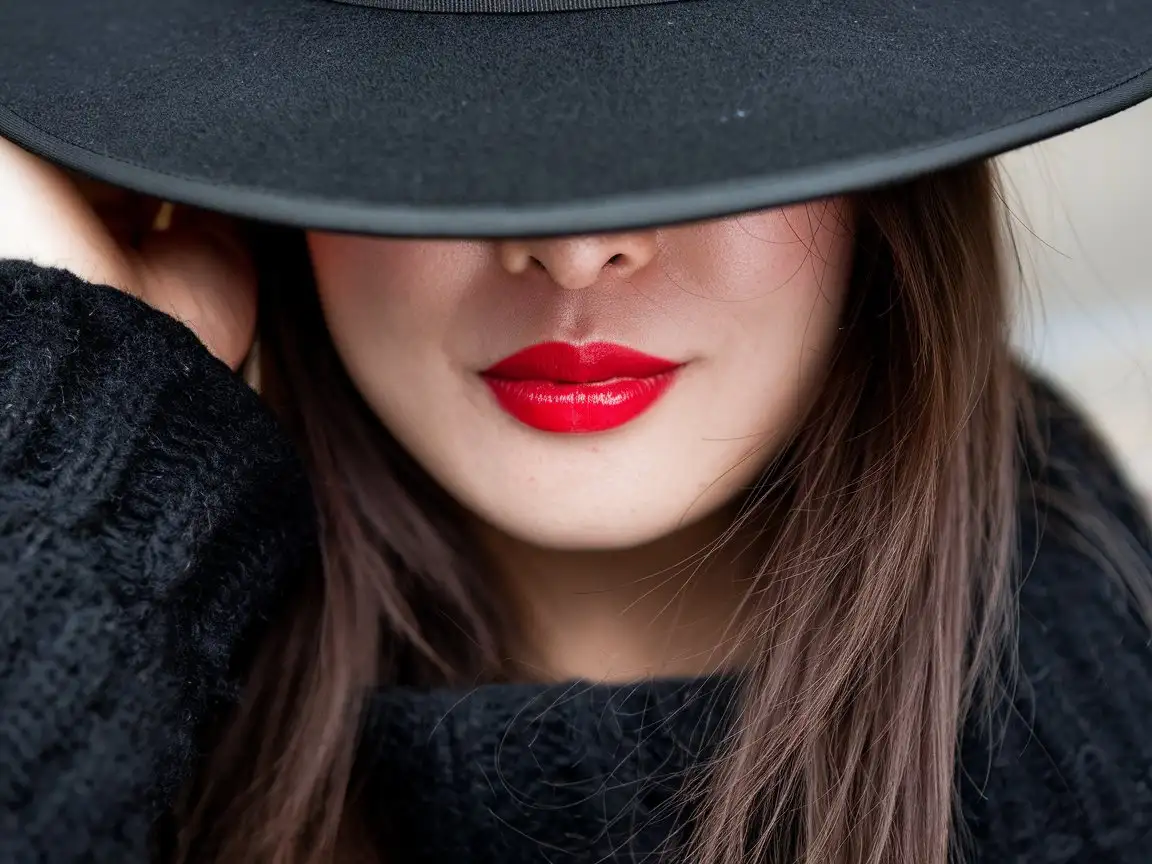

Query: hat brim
left=2, top=0, right=1151, bottom=238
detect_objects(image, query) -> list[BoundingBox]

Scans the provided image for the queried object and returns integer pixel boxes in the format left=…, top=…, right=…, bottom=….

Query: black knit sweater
left=1, top=259, right=1150, bottom=864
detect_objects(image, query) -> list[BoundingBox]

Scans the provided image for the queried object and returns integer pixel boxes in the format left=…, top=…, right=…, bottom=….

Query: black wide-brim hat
left=2, top=0, right=1151, bottom=238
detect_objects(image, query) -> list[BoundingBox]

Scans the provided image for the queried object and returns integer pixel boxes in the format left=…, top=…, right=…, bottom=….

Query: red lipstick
left=481, top=342, right=681, bottom=433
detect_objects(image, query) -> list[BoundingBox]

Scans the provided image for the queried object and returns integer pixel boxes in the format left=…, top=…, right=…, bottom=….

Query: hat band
left=328, top=0, right=682, bottom=11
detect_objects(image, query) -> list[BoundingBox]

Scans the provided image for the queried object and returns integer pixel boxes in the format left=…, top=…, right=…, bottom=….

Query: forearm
left=0, top=260, right=314, bottom=863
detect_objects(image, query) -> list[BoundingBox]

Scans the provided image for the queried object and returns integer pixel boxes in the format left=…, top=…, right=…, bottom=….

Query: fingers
left=136, top=205, right=258, bottom=371
left=66, top=169, right=169, bottom=250
left=2, top=138, right=259, bottom=372
left=0, top=138, right=139, bottom=293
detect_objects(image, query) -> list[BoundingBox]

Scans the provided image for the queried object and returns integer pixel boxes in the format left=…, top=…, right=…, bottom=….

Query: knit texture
left=0, top=260, right=315, bottom=863
left=357, top=376, right=1152, bottom=863
left=1, top=260, right=1150, bottom=863
left=957, top=383, right=1152, bottom=862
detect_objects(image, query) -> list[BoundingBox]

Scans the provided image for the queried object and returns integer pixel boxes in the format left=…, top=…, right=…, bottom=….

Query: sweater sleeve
left=0, top=260, right=316, bottom=863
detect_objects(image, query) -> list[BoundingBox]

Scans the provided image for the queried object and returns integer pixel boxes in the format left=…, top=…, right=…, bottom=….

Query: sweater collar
left=360, top=676, right=738, bottom=862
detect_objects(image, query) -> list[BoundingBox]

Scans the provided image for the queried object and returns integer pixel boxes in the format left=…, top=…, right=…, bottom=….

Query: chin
left=479, top=491, right=727, bottom=552
left=482, top=506, right=682, bottom=552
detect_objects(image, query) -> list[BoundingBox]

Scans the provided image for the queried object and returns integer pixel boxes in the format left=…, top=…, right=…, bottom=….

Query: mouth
left=480, top=341, right=683, bottom=434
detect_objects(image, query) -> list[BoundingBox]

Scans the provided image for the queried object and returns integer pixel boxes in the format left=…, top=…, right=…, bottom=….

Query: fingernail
left=152, top=201, right=176, bottom=232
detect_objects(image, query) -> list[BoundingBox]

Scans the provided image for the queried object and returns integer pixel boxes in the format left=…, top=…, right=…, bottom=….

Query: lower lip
left=482, top=371, right=680, bottom=433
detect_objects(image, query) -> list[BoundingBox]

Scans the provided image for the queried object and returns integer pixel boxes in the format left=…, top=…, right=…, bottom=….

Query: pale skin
left=0, top=137, right=256, bottom=370
left=1, top=136, right=856, bottom=683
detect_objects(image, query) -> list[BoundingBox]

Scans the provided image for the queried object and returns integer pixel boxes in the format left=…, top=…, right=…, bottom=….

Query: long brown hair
left=170, top=160, right=1147, bottom=864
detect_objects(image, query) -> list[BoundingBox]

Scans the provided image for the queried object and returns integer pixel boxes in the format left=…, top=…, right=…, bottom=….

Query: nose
left=497, top=231, right=658, bottom=291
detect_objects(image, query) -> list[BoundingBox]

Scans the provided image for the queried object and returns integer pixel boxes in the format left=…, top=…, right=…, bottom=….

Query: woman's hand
left=0, top=136, right=257, bottom=370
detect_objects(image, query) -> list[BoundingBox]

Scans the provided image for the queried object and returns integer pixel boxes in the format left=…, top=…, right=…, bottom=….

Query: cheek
left=662, top=200, right=850, bottom=302
left=737, top=201, right=851, bottom=335
left=305, top=233, right=484, bottom=361
left=681, top=201, right=854, bottom=453
left=728, top=200, right=853, bottom=300
left=307, top=234, right=388, bottom=343
left=304, top=234, right=488, bottom=450
left=309, top=234, right=427, bottom=330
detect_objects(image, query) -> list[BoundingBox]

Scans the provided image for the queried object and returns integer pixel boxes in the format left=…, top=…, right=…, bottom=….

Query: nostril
left=608, top=254, right=625, bottom=266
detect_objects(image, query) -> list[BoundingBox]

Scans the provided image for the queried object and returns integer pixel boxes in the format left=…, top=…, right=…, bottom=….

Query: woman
left=1, top=2, right=1151, bottom=863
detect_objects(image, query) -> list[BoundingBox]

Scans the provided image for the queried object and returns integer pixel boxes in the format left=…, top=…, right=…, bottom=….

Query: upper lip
left=482, top=342, right=680, bottom=383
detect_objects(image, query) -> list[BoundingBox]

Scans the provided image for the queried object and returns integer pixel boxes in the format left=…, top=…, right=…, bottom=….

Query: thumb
left=136, top=204, right=258, bottom=371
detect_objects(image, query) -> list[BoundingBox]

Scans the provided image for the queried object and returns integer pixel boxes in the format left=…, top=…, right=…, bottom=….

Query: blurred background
left=999, top=98, right=1151, bottom=501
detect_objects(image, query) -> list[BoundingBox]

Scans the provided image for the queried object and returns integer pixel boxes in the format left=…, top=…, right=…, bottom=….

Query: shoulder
left=961, top=371, right=1152, bottom=863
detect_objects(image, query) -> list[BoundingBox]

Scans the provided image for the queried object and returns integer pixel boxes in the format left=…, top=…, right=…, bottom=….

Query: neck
left=471, top=508, right=763, bottom=684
